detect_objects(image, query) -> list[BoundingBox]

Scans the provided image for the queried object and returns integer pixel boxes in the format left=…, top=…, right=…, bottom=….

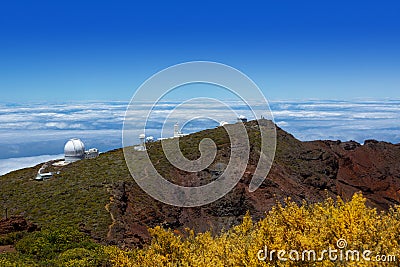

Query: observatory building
left=134, top=134, right=146, bottom=151
left=36, top=138, right=99, bottom=180
left=64, top=138, right=99, bottom=163
left=64, top=138, right=85, bottom=163
left=174, top=123, right=187, bottom=138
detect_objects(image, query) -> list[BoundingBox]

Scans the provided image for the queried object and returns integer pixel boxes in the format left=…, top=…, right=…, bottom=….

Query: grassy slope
left=0, top=149, right=133, bottom=240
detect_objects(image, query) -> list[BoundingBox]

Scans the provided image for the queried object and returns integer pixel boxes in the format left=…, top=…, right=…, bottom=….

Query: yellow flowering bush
left=1, top=193, right=398, bottom=266
left=106, top=193, right=400, bottom=267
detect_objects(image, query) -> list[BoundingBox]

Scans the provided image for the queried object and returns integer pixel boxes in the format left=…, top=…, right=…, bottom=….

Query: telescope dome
left=64, top=138, right=85, bottom=163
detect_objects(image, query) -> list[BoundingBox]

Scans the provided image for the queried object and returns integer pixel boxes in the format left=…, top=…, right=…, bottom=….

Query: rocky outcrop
left=0, top=216, right=38, bottom=235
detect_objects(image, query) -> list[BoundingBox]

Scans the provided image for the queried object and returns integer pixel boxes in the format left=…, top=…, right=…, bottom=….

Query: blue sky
left=0, top=0, right=399, bottom=101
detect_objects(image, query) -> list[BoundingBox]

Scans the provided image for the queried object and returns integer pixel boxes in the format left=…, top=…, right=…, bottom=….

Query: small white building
left=85, top=148, right=99, bottom=159
left=35, top=164, right=53, bottom=181
left=34, top=163, right=60, bottom=181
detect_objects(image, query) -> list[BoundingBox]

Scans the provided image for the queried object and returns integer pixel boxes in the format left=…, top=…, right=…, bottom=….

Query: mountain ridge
left=1, top=120, right=399, bottom=248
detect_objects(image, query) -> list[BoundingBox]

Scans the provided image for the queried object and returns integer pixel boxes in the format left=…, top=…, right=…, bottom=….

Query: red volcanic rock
left=0, top=216, right=38, bottom=235
left=106, top=122, right=400, bottom=248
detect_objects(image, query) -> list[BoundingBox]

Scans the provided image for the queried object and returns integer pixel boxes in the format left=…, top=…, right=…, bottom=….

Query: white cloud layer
left=0, top=99, right=398, bottom=174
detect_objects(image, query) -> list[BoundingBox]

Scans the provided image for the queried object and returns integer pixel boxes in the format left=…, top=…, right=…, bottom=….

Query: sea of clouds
left=0, top=99, right=399, bottom=175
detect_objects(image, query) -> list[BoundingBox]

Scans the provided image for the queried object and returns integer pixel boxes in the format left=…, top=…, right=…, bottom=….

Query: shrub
left=54, top=247, right=109, bottom=267
left=15, top=227, right=98, bottom=261
left=106, top=193, right=400, bottom=267
left=0, top=253, right=39, bottom=267
left=0, top=231, right=26, bottom=246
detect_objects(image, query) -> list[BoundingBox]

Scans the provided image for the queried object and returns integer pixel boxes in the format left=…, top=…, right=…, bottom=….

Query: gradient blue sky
left=0, top=0, right=399, bottom=101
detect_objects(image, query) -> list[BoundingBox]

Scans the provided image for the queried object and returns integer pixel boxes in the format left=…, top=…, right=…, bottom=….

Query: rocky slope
left=1, top=120, right=399, bottom=248
left=105, top=121, right=400, bottom=248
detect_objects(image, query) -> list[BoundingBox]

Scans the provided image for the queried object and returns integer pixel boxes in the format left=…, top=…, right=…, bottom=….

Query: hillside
left=1, top=120, right=399, bottom=248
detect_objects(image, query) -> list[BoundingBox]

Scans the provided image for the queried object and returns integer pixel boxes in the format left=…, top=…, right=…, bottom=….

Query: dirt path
left=104, top=196, right=116, bottom=239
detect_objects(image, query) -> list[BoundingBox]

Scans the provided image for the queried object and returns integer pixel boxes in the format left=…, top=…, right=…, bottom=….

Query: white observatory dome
left=64, top=138, right=85, bottom=163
